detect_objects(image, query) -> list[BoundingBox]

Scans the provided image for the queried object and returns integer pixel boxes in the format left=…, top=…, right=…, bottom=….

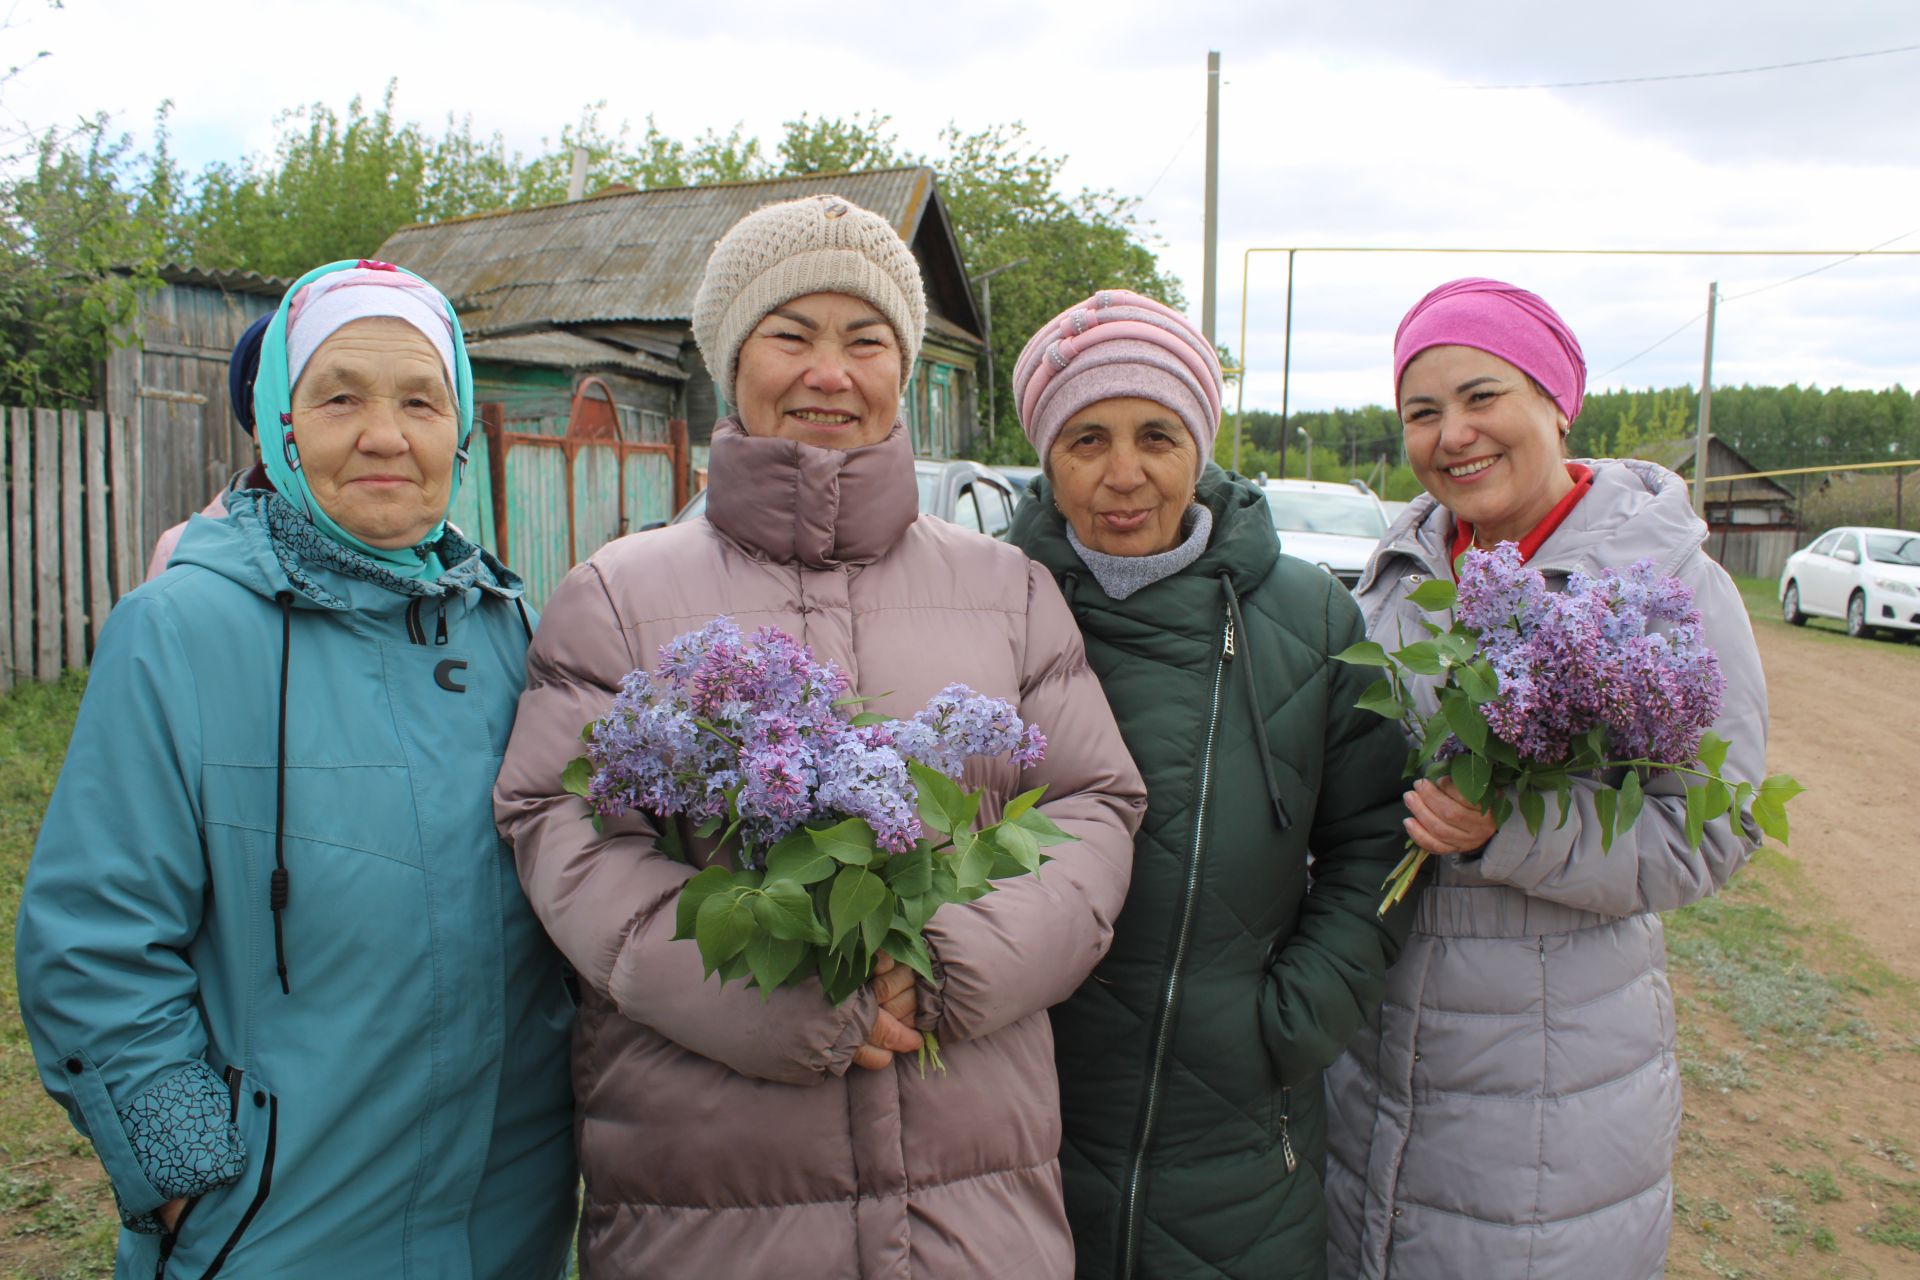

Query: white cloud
left=17, top=0, right=1918, bottom=413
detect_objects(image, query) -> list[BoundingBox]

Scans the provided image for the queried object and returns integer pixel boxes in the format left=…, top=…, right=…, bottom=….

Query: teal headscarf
left=252, top=259, right=476, bottom=578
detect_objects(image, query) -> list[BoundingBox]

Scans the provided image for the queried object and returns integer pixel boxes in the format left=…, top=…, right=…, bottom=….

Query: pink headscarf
left=1012, top=290, right=1222, bottom=470
left=1393, top=278, right=1587, bottom=426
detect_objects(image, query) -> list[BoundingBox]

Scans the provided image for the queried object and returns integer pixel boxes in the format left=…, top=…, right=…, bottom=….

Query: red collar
left=1450, top=463, right=1595, bottom=567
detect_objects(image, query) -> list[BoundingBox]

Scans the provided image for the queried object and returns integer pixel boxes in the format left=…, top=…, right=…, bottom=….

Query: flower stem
left=917, top=1031, right=947, bottom=1078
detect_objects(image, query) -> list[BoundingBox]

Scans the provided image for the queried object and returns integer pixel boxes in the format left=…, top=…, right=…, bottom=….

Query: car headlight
left=1872, top=577, right=1919, bottom=597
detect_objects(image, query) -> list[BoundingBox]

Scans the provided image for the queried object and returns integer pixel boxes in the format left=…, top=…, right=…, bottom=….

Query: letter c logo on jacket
left=434, top=659, right=468, bottom=693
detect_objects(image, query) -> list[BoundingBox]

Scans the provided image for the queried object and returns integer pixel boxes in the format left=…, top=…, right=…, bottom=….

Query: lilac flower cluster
left=1455, top=544, right=1725, bottom=766
left=583, top=618, right=1047, bottom=857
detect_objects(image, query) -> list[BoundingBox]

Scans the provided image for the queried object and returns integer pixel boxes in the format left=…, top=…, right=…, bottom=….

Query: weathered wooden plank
left=33, top=408, right=58, bottom=680
left=9, top=408, right=29, bottom=684
left=0, top=413, right=11, bottom=693
left=60, top=409, right=82, bottom=670
left=85, top=410, right=111, bottom=649
left=109, top=404, right=136, bottom=596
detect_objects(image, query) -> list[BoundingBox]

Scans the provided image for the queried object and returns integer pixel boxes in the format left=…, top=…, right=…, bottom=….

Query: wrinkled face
left=1398, top=344, right=1570, bottom=544
left=1048, top=396, right=1200, bottom=558
left=735, top=292, right=902, bottom=451
left=290, top=317, right=459, bottom=549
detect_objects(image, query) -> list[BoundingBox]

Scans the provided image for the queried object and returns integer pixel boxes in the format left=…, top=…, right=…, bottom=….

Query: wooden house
left=374, top=166, right=985, bottom=603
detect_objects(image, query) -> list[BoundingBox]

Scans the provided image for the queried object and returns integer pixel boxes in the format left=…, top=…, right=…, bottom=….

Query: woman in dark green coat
left=1008, top=291, right=1413, bottom=1280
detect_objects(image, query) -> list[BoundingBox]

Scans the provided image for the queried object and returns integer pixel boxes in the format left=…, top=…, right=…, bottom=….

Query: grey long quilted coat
left=1324, top=460, right=1769, bottom=1279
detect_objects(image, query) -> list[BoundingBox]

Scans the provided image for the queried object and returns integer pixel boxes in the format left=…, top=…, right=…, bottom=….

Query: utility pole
left=1277, top=250, right=1294, bottom=478
left=1692, top=281, right=1718, bottom=517
left=1201, top=51, right=1220, bottom=345
left=968, top=258, right=1028, bottom=453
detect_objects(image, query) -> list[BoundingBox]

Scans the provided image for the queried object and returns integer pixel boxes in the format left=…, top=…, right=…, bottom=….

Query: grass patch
left=1865, top=1203, right=1920, bottom=1252
left=1666, top=850, right=1877, bottom=1056
left=0, top=672, right=115, bottom=1278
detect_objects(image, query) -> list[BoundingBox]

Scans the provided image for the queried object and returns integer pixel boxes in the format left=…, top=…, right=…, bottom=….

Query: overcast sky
left=15, top=0, right=1920, bottom=414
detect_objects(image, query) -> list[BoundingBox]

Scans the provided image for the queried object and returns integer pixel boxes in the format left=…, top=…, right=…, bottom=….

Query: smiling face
left=290, top=317, right=459, bottom=549
left=1398, top=344, right=1572, bottom=546
left=734, top=292, right=902, bottom=450
left=1048, top=396, right=1200, bottom=557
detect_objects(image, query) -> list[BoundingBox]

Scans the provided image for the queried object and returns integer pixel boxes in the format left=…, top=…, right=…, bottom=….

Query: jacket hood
left=168, top=489, right=523, bottom=613
left=1357, top=458, right=1707, bottom=593
left=1013, top=463, right=1278, bottom=628
left=704, top=417, right=919, bottom=568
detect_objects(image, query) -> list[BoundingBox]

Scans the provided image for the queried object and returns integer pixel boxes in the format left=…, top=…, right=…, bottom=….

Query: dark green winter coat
left=1011, top=465, right=1414, bottom=1280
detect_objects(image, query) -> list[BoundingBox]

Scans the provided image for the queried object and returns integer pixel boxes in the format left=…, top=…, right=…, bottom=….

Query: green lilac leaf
left=561, top=756, right=593, bottom=799
left=1003, top=785, right=1048, bottom=824
left=1395, top=641, right=1445, bottom=676
left=1406, top=578, right=1458, bottom=612
left=828, top=866, right=887, bottom=944
left=766, top=835, right=837, bottom=885
left=1697, top=732, right=1732, bottom=775
left=1333, top=640, right=1391, bottom=668
left=1595, top=786, right=1618, bottom=855
left=884, top=845, right=934, bottom=896
left=694, top=889, right=757, bottom=977
left=1356, top=678, right=1405, bottom=721
left=810, top=818, right=877, bottom=866
left=1442, top=695, right=1489, bottom=755
left=743, top=932, right=807, bottom=997
left=1617, top=769, right=1646, bottom=836
left=674, top=865, right=737, bottom=942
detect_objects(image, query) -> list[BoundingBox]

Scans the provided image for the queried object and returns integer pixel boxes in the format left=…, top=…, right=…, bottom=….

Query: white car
left=1778, top=526, right=1920, bottom=638
left=1261, top=479, right=1390, bottom=591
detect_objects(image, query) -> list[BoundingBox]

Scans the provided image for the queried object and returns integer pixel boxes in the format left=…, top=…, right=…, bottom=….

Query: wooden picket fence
left=1, top=407, right=140, bottom=693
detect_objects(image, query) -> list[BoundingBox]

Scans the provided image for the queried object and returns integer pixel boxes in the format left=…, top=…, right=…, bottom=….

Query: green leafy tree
left=0, top=112, right=171, bottom=404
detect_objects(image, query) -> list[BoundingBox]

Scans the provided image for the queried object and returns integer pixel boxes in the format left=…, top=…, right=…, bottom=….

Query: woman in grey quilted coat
left=1324, top=279, right=1769, bottom=1279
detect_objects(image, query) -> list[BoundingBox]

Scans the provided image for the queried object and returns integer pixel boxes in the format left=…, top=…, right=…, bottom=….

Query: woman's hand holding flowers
left=854, top=953, right=923, bottom=1071
left=1403, top=778, right=1498, bottom=856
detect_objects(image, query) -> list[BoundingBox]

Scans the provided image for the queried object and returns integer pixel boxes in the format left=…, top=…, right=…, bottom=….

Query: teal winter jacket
left=1011, top=466, right=1414, bottom=1279
left=15, top=498, right=576, bottom=1279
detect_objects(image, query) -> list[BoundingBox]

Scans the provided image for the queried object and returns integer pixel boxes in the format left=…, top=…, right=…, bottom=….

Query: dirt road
left=1750, top=612, right=1920, bottom=980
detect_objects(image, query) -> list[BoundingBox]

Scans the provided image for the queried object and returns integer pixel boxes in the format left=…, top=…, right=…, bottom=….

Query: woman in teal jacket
left=15, top=260, right=576, bottom=1278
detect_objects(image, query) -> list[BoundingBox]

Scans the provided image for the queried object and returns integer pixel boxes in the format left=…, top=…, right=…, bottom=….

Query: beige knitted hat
left=693, top=194, right=928, bottom=408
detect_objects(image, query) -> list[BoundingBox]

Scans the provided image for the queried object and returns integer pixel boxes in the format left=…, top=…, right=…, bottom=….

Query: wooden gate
left=487, top=378, right=688, bottom=608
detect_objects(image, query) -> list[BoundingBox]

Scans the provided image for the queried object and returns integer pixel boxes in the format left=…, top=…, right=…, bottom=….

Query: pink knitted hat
left=1012, top=290, right=1222, bottom=470
left=1393, top=278, right=1587, bottom=426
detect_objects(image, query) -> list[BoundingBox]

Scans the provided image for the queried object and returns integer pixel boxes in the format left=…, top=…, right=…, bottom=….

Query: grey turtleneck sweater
left=1064, top=504, right=1214, bottom=600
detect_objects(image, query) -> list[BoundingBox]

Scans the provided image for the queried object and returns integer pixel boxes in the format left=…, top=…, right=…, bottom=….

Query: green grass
left=1666, top=849, right=1884, bottom=1058
left=0, top=671, right=118, bottom=1278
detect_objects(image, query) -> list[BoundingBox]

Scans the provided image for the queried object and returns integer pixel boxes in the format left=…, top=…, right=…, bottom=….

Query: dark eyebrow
left=1455, top=376, right=1502, bottom=393
left=846, top=315, right=890, bottom=332
left=768, top=307, right=818, bottom=330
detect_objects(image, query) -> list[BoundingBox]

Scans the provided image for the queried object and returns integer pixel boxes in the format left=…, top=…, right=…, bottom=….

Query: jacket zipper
left=1117, top=610, right=1233, bottom=1280
left=1279, top=1086, right=1297, bottom=1175
left=200, top=1094, right=278, bottom=1279
left=405, top=598, right=426, bottom=645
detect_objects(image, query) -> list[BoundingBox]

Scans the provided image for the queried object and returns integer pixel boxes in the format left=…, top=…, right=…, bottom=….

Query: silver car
left=1261, top=479, right=1390, bottom=591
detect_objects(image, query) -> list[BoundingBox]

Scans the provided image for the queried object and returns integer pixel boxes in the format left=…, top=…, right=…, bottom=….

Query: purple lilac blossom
left=1451, top=545, right=1725, bottom=767
left=581, top=619, right=1049, bottom=862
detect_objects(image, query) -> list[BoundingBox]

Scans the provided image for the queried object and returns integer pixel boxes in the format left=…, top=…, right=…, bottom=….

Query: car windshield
left=1266, top=490, right=1388, bottom=539
left=1865, top=534, right=1920, bottom=566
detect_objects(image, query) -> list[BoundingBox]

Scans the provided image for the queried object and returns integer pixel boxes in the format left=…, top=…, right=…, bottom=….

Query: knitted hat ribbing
left=693, top=194, right=927, bottom=408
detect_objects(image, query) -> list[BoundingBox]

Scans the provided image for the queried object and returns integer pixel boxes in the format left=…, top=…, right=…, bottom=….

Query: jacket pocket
left=160, top=1069, right=279, bottom=1280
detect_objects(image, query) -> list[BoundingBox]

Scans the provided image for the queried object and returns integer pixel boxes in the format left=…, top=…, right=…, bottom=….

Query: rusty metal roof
left=466, top=330, right=688, bottom=381
left=375, top=168, right=968, bottom=336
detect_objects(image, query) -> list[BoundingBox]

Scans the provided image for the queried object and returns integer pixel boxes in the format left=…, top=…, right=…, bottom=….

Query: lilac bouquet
left=1337, top=544, right=1803, bottom=913
left=562, top=618, right=1071, bottom=1071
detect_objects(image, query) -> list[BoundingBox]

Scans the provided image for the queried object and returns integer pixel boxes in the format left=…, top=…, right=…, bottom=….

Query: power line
left=1140, top=114, right=1205, bottom=202
left=1720, top=228, right=1920, bottom=302
left=1471, top=41, right=1920, bottom=90
left=1596, top=228, right=1920, bottom=379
